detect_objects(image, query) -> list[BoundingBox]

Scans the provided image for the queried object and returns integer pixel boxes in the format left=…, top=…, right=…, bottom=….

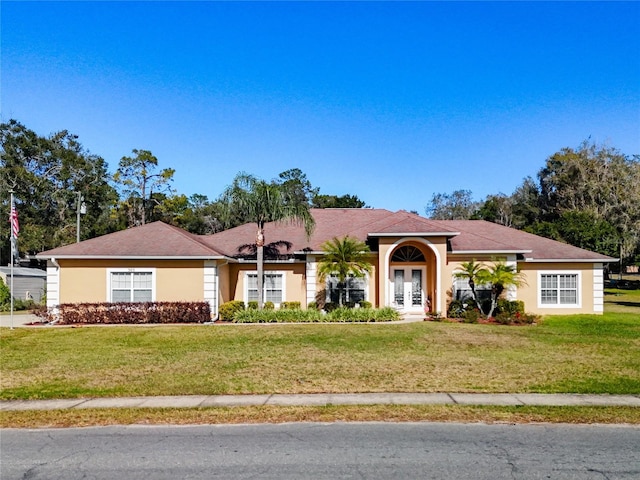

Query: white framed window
left=245, top=271, right=285, bottom=305
left=107, top=268, right=156, bottom=303
left=538, top=271, right=581, bottom=308
left=326, top=274, right=368, bottom=304
left=452, top=277, right=490, bottom=302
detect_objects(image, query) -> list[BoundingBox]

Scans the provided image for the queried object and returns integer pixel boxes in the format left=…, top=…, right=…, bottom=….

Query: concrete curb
left=1, top=393, right=639, bottom=411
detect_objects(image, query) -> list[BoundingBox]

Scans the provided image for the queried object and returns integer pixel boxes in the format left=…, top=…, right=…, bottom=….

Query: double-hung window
left=246, top=272, right=284, bottom=305
left=108, top=269, right=155, bottom=303
left=539, top=272, right=580, bottom=307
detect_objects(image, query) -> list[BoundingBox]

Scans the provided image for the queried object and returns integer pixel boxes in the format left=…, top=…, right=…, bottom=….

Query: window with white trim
left=246, top=272, right=284, bottom=304
left=539, top=272, right=580, bottom=307
left=452, top=277, right=490, bottom=302
left=326, top=274, right=368, bottom=304
left=108, top=270, right=154, bottom=303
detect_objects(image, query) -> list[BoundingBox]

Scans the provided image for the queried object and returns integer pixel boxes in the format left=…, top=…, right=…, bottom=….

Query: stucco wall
left=56, top=259, right=207, bottom=304
left=517, top=262, right=598, bottom=315
left=444, top=256, right=601, bottom=315
left=313, top=254, right=378, bottom=307
left=217, top=262, right=232, bottom=304
left=229, top=263, right=307, bottom=305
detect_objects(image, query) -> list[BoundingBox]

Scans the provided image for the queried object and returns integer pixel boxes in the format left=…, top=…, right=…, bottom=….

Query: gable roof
left=38, top=221, right=225, bottom=259
left=36, top=209, right=616, bottom=263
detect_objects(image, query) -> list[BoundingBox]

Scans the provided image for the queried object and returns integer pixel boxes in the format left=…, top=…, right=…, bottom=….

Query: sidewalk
left=2, top=393, right=639, bottom=411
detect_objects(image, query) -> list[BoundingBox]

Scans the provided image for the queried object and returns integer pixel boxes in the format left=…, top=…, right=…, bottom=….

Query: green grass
left=605, top=287, right=640, bottom=314
left=1, top=312, right=639, bottom=400
left=3, top=405, right=639, bottom=429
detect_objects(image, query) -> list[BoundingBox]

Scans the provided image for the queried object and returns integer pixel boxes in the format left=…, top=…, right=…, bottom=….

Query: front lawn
left=1, top=312, right=638, bottom=400
left=604, top=284, right=640, bottom=314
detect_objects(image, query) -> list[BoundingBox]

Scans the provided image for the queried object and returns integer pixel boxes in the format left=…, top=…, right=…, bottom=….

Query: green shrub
left=447, top=300, right=467, bottom=318
left=495, top=311, right=540, bottom=325
left=233, top=308, right=323, bottom=323
left=497, top=299, right=525, bottom=315
left=232, top=306, right=400, bottom=323
left=0, top=278, right=10, bottom=306
left=326, top=306, right=399, bottom=323
left=219, top=300, right=245, bottom=321
left=463, top=308, right=481, bottom=324
left=358, top=301, right=373, bottom=309
left=247, top=301, right=259, bottom=310
left=280, top=301, right=301, bottom=310
left=264, top=301, right=275, bottom=310
left=307, top=301, right=317, bottom=310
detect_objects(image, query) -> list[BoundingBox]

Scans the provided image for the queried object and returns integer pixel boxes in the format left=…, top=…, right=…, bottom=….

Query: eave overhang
left=450, top=250, right=532, bottom=255
left=523, top=258, right=618, bottom=263
left=36, top=255, right=229, bottom=261
left=368, top=232, right=460, bottom=238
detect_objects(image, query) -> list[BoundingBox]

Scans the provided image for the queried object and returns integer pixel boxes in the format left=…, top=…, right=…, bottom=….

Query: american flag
left=10, top=198, right=19, bottom=239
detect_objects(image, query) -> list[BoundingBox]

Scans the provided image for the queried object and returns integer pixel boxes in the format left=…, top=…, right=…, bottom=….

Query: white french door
left=392, top=267, right=425, bottom=312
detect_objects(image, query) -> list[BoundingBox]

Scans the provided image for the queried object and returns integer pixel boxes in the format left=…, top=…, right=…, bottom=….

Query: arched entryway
left=386, top=241, right=439, bottom=314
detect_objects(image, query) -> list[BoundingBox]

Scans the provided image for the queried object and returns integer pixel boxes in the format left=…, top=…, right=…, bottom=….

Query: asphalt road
left=2, top=422, right=639, bottom=479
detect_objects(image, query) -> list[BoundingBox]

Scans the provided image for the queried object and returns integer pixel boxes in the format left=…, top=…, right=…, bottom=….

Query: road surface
left=2, top=422, right=639, bottom=479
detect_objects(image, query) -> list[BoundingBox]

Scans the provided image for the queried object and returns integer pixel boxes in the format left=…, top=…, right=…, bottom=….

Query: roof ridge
left=363, top=210, right=460, bottom=234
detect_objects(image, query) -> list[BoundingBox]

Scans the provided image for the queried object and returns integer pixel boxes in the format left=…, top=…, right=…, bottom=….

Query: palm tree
left=220, top=173, right=314, bottom=309
left=453, top=259, right=487, bottom=312
left=479, top=261, right=525, bottom=319
left=236, top=240, right=293, bottom=260
left=317, top=236, right=372, bottom=307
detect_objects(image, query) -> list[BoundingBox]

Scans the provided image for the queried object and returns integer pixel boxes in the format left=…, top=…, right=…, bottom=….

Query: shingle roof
left=38, top=221, right=224, bottom=258
left=442, top=220, right=614, bottom=261
left=202, top=209, right=613, bottom=262
left=197, top=208, right=393, bottom=254
left=37, top=210, right=615, bottom=263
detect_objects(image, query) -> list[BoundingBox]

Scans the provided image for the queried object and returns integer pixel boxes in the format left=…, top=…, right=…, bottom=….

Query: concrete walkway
left=2, top=393, right=639, bottom=411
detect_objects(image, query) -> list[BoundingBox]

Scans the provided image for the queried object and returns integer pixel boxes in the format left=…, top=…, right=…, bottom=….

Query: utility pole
left=76, top=192, right=86, bottom=243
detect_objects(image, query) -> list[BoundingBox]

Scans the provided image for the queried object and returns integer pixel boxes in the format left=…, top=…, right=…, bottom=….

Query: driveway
left=0, top=313, right=42, bottom=327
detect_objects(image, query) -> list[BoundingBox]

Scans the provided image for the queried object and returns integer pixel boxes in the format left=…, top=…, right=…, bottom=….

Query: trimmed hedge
left=219, top=300, right=245, bottom=321
left=54, top=301, right=211, bottom=325
left=233, top=306, right=401, bottom=323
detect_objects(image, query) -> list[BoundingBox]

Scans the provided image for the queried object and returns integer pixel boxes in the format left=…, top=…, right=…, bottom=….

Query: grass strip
left=2, top=405, right=639, bottom=429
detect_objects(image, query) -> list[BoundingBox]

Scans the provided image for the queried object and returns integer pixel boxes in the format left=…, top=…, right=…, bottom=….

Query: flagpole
left=9, top=190, right=15, bottom=330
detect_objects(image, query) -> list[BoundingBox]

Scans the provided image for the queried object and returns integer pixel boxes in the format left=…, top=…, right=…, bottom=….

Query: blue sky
left=2, top=1, right=639, bottom=213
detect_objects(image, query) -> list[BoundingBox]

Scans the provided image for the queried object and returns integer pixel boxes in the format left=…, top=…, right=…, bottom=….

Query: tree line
left=0, top=119, right=366, bottom=264
left=3, top=119, right=638, bottom=270
left=425, top=141, right=640, bottom=269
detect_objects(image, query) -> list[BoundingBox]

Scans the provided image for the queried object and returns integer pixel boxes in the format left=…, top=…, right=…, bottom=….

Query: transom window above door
left=391, top=245, right=425, bottom=262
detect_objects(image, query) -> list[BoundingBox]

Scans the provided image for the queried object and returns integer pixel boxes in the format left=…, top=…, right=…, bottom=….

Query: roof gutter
left=450, top=250, right=532, bottom=255
left=523, top=258, right=618, bottom=263
left=36, top=255, right=229, bottom=261
left=369, top=232, right=460, bottom=237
